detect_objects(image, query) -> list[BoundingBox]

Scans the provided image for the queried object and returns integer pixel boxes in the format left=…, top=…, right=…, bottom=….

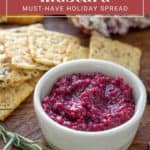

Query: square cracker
left=89, top=32, right=141, bottom=75
left=29, top=29, right=80, bottom=66
left=3, top=32, right=50, bottom=70
left=5, top=23, right=44, bottom=33
left=64, top=43, right=89, bottom=61
left=0, top=61, right=42, bottom=88
left=0, top=78, right=38, bottom=121
left=0, top=25, right=49, bottom=70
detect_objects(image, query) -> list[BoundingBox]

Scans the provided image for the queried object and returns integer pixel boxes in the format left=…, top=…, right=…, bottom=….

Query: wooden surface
left=0, top=17, right=150, bottom=150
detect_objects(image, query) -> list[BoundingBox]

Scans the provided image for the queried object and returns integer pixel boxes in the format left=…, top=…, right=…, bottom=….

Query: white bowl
left=34, top=59, right=147, bottom=150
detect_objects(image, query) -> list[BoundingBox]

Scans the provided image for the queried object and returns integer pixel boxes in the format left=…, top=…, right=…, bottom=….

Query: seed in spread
left=42, top=73, right=135, bottom=132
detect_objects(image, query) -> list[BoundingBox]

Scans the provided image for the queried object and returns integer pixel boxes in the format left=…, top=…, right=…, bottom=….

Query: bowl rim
left=34, top=59, right=147, bottom=136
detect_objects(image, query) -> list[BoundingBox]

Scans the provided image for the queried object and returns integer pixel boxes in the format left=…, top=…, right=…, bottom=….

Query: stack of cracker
left=0, top=24, right=88, bottom=121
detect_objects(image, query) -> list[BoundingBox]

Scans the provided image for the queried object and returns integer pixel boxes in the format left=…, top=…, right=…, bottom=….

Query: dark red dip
left=42, top=73, right=135, bottom=132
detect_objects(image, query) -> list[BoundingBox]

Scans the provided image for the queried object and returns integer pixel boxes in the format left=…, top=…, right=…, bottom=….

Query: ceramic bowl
left=34, top=59, right=147, bottom=150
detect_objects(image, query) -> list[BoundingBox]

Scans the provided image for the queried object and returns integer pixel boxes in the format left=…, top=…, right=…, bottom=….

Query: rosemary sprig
left=0, top=124, right=52, bottom=150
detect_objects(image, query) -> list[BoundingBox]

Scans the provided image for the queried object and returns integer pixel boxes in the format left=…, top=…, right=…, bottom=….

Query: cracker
left=1, top=31, right=50, bottom=70
left=64, top=43, right=89, bottom=61
left=0, top=60, right=42, bottom=88
left=6, top=23, right=44, bottom=33
left=0, top=38, right=6, bottom=61
left=29, top=29, right=80, bottom=65
left=90, top=32, right=141, bottom=74
left=0, top=78, right=38, bottom=121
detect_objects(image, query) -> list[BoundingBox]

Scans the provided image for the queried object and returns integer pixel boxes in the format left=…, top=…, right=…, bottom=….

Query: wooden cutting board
left=0, top=17, right=150, bottom=150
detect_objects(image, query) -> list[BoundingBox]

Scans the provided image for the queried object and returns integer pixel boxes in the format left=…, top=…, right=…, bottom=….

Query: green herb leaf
left=0, top=124, right=52, bottom=150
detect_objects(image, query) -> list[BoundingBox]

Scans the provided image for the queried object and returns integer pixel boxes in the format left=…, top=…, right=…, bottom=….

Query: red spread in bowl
left=42, top=73, right=135, bottom=132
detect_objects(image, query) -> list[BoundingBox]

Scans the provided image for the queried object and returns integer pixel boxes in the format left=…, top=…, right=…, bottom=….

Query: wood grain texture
left=0, top=17, right=150, bottom=150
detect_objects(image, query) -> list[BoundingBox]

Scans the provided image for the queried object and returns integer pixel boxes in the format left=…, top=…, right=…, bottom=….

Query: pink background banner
left=145, top=0, right=150, bottom=14
left=0, top=0, right=150, bottom=16
left=0, top=0, right=6, bottom=15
